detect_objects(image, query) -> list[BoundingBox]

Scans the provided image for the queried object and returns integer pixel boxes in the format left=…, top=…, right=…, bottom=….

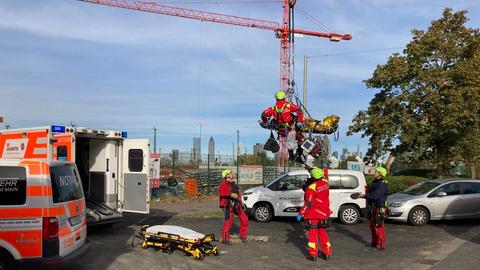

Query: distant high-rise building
left=193, top=137, right=201, bottom=163
left=172, top=149, right=179, bottom=162
left=341, top=148, right=348, bottom=160
left=332, top=151, right=339, bottom=159
left=208, top=137, right=215, bottom=164
left=253, top=143, right=265, bottom=155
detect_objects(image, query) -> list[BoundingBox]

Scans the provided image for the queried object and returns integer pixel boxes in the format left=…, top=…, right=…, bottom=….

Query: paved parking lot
left=73, top=202, right=480, bottom=270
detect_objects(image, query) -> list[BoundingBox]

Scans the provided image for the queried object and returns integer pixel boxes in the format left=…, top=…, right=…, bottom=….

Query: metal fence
left=151, top=153, right=307, bottom=199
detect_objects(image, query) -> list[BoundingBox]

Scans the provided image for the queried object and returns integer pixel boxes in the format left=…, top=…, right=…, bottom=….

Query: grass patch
left=151, top=194, right=217, bottom=205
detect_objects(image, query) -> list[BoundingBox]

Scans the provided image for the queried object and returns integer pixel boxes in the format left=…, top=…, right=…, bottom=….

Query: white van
left=242, top=169, right=367, bottom=224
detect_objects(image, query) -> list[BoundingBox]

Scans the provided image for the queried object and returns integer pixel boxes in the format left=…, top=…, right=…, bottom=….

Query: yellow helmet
left=275, top=91, right=286, bottom=100
left=310, top=168, right=324, bottom=179
left=375, top=167, right=387, bottom=177
left=222, top=169, right=232, bottom=178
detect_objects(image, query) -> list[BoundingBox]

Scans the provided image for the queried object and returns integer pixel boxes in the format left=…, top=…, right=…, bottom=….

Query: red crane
left=77, top=0, right=351, bottom=165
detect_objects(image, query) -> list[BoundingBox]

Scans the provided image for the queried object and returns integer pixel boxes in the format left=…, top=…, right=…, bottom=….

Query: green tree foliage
left=348, top=9, right=480, bottom=177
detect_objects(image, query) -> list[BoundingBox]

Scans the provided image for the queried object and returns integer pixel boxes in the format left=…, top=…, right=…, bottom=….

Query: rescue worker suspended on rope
left=260, top=91, right=305, bottom=161
left=260, top=91, right=304, bottom=134
left=298, top=168, right=333, bottom=261
left=218, top=169, right=249, bottom=245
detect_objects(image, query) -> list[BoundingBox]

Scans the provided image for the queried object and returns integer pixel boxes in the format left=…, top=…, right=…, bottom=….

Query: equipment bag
left=263, top=131, right=280, bottom=153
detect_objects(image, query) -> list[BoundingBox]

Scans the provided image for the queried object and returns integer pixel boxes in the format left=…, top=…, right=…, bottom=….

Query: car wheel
left=253, top=203, right=273, bottom=223
left=0, top=250, right=15, bottom=270
left=408, top=206, right=429, bottom=226
left=338, top=205, right=360, bottom=225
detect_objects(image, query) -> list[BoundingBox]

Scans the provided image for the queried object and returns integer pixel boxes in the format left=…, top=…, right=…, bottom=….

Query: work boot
left=319, top=253, right=330, bottom=261
left=306, top=255, right=317, bottom=262
left=288, top=150, right=295, bottom=161
left=221, top=240, right=232, bottom=245
left=239, top=237, right=248, bottom=244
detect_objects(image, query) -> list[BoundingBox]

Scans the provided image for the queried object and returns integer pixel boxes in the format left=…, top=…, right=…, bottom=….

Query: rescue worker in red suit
left=359, top=167, right=388, bottom=250
left=218, top=169, right=248, bottom=244
left=298, top=168, right=332, bottom=261
left=261, top=91, right=304, bottom=160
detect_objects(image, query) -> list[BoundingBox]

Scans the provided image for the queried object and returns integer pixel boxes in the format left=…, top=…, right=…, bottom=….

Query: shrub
left=365, top=175, right=428, bottom=194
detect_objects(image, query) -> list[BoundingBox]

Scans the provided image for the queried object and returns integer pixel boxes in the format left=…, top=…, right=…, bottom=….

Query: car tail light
left=43, top=217, right=59, bottom=240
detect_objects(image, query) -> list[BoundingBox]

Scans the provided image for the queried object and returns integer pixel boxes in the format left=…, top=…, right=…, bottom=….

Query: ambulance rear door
left=121, top=139, right=150, bottom=214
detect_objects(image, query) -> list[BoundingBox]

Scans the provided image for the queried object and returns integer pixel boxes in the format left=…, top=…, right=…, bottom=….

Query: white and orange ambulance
left=0, top=159, right=90, bottom=269
left=0, top=125, right=151, bottom=226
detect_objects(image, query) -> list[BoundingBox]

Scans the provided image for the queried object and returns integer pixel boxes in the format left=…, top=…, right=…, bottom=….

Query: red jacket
left=262, top=100, right=304, bottom=128
left=218, top=180, right=243, bottom=208
left=299, top=179, right=332, bottom=220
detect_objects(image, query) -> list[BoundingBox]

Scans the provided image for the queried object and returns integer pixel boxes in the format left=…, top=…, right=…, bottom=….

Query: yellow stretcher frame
left=133, top=225, right=219, bottom=260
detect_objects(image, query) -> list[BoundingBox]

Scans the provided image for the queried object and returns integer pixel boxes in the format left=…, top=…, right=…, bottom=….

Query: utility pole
left=237, top=130, right=240, bottom=185
left=303, top=55, right=308, bottom=109
left=153, top=127, right=157, bottom=154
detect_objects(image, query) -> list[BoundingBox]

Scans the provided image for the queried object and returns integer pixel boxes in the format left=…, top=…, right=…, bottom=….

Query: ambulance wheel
left=0, top=250, right=15, bottom=270
left=338, top=205, right=360, bottom=225
left=253, top=203, right=273, bottom=223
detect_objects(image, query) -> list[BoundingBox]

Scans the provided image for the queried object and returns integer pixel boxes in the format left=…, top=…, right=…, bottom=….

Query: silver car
left=387, top=179, right=480, bottom=225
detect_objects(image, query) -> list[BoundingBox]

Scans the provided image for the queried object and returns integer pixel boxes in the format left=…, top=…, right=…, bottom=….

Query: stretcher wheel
left=194, top=252, right=205, bottom=260
left=213, top=248, right=219, bottom=256
left=141, top=241, right=148, bottom=249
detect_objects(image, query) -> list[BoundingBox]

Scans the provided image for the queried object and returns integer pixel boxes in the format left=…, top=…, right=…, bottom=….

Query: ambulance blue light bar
left=122, top=131, right=128, bottom=138
left=51, top=125, right=66, bottom=133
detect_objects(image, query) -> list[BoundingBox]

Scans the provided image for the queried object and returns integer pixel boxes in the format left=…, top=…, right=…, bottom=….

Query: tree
left=348, top=8, right=480, bottom=178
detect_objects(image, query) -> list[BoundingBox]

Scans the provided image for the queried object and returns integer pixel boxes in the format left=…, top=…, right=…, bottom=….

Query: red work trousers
left=370, top=216, right=386, bottom=249
left=306, top=219, right=332, bottom=257
left=222, top=209, right=248, bottom=241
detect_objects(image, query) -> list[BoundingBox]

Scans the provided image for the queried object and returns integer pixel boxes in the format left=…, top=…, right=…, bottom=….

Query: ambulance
left=0, top=125, right=151, bottom=226
left=0, top=159, right=90, bottom=269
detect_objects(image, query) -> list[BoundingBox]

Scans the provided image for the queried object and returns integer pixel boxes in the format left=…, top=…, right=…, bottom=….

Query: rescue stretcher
left=132, top=225, right=219, bottom=260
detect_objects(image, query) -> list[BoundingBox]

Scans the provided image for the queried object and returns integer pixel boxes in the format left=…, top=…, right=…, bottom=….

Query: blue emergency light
left=121, top=131, right=128, bottom=138
left=51, top=125, right=66, bottom=133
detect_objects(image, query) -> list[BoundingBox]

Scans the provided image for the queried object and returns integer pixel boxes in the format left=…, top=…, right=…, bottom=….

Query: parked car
left=387, top=179, right=480, bottom=226
left=242, top=169, right=367, bottom=224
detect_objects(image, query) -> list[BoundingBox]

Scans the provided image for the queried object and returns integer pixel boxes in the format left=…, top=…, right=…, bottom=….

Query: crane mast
left=77, top=0, right=351, bottom=166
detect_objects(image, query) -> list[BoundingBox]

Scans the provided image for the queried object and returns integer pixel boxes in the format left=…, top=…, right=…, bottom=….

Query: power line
left=308, top=47, right=404, bottom=58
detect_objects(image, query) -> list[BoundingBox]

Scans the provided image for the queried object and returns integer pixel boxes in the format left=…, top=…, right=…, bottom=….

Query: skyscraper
left=332, top=151, right=339, bottom=159
left=208, top=136, right=215, bottom=164
left=253, top=143, right=265, bottom=155
left=193, top=137, right=201, bottom=163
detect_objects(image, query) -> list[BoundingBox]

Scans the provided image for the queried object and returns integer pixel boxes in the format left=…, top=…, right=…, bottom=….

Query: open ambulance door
left=121, top=139, right=150, bottom=214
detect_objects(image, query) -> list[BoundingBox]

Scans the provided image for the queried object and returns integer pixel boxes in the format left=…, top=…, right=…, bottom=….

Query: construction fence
left=150, top=153, right=305, bottom=199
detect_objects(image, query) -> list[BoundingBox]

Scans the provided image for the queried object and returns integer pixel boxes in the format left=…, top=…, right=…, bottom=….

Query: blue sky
left=0, top=0, right=479, bottom=156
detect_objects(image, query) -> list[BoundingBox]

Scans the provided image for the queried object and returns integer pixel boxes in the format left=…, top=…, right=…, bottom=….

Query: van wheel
left=338, top=205, right=360, bottom=225
left=0, top=250, right=15, bottom=270
left=253, top=203, right=273, bottom=223
left=408, top=206, right=429, bottom=226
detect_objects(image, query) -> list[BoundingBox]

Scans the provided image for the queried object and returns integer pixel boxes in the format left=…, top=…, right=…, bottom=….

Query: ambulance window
left=0, top=166, right=27, bottom=205
left=129, top=149, right=144, bottom=172
left=50, top=164, right=84, bottom=203
left=57, top=146, right=68, bottom=161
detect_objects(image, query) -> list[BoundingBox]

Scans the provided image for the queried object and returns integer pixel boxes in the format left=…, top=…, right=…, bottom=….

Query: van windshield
left=401, top=181, right=440, bottom=195
left=50, top=164, right=84, bottom=203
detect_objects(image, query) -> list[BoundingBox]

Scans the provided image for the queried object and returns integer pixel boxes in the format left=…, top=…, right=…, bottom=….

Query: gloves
left=296, top=214, right=302, bottom=222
